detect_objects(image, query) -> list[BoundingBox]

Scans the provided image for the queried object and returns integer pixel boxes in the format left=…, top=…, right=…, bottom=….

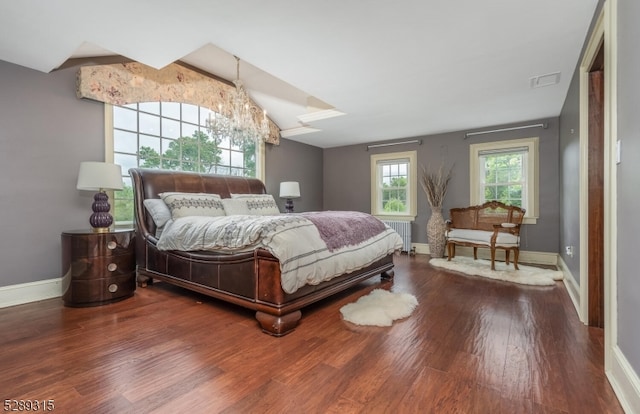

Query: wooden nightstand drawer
left=63, top=273, right=135, bottom=307
left=68, top=255, right=136, bottom=280
left=63, top=230, right=134, bottom=259
left=61, top=229, right=136, bottom=307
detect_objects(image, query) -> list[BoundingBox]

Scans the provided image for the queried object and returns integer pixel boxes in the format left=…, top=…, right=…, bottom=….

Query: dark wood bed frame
left=130, top=168, right=396, bottom=336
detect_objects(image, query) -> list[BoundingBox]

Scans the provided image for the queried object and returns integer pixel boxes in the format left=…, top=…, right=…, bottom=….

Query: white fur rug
left=340, top=289, right=418, bottom=327
left=429, top=256, right=564, bottom=286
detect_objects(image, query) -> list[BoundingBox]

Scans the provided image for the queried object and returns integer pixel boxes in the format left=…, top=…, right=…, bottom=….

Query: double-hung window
left=469, top=137, right=539, bottom=224
left=370, top=151, right=417, bottom=221
left=106, top=102, right=262, bottom=225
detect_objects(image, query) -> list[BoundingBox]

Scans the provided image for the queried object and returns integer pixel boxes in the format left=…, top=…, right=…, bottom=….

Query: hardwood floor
left=0, top=254, right=623, bottom=413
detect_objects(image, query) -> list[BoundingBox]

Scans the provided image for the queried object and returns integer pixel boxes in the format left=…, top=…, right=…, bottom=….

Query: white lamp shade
left=76, top=162, right=124, bottom=191
left=279, top=181, right=300, bottom=198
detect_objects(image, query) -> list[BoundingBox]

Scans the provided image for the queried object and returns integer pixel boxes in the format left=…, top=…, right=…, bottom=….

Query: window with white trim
left=370, top=151, right=417, bottom=220
left=469, top=137, right=539, bottom=224
left=106, top=102, right=263, bottom=225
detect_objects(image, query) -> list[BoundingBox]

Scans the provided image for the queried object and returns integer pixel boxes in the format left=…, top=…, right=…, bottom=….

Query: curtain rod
left=366, top=139, right=422, bottom=150
left=464, top=123, right=547, bottom=139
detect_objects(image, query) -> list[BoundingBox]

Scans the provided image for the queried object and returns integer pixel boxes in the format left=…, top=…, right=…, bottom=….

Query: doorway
left=587, top=43, right=605, bottom=328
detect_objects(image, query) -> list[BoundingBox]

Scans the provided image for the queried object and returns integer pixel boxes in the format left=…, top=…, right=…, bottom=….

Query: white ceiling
left=0, top=1, right=598, bottom=148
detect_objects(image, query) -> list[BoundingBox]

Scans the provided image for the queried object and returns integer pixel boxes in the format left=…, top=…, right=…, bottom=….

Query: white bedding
left=156, top=214, right=403, bottom=294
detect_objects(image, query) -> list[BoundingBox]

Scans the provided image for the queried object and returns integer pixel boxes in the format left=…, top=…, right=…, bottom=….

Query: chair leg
left=490, top=248, right=496, bottom=270
left=473, top=247, right=478, bottom=260
left=513, top=249, right=520, bottom=270
left=505, top=250, right=510, bottom=265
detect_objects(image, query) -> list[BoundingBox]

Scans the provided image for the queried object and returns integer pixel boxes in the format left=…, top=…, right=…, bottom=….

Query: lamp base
left=92, top=227, right=111, bottom=233
left=89, top=191, right=113, bottom=231
left=284, top=198, right=294, bottom=213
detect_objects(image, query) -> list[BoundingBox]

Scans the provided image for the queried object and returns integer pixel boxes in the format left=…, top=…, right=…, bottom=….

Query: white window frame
left=370, top=150, right=417, bottom=221
left=469, top=137, right=539, bottom=224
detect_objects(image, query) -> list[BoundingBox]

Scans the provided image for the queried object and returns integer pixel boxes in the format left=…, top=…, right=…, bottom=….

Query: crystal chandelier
left=206, top=56, right=270, bottom=146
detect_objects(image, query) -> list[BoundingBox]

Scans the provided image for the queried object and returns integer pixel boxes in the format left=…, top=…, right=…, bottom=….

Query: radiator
left=382, top=220, right=412, bottom=253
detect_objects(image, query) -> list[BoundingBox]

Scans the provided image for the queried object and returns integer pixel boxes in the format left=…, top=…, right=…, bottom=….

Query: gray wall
left=323, top=118, right=561, bottom=253
left=558, top=67, right=582, bottom=285
left=558, top=0, right=606, bottom=288
left=557, top=0, right=640, bottom=385
left=266, top=137, right=323, bottom=213
left=0, top=59, right=323, bottom=288
left=617, top=0, right=640, bottom=376
left=0, top=60, right=103, bottom=287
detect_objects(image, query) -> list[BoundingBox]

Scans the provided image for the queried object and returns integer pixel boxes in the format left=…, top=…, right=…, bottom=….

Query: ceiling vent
left=530, top=72, right=561, bottom=88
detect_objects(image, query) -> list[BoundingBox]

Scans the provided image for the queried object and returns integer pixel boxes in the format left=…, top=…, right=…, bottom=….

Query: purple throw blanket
left=299, top=211, right=387, bottom=252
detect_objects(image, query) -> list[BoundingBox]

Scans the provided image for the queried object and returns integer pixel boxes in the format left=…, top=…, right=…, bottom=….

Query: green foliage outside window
left=481, top=152, right=524, bottom=207
left=382, top=176, right=408, bottom=213
left=112, top=103, right=258, bottom=224
left=242, top=139, right=257, bottom=178
left=137, top=131, right=222, bottom=172
left=113, top=185, right=134, bottom=222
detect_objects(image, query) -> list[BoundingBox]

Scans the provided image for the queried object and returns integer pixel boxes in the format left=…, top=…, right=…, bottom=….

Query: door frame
left=578, top=0, right=617, bottom=370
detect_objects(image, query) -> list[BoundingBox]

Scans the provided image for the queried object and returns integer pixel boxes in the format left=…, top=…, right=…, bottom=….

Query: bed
left=130, top=168, right=403, bottom=336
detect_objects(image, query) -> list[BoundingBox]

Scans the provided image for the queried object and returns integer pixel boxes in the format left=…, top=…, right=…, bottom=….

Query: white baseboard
left=608, top=346, right=640, bottom=414
left=412, top=243, right=430, bottom=255
left=0, top=277, right=65, bottom=308
left=557, top=256, right=582, bottom=320
left=413, top=243, right=559, bottom=266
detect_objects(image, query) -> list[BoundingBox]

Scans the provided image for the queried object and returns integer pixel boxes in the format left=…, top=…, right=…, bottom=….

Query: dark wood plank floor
left=0, top=254, right=623, bottom=413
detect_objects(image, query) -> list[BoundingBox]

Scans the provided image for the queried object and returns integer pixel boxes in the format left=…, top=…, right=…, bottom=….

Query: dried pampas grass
left=420, top=162, right=453, bottom=209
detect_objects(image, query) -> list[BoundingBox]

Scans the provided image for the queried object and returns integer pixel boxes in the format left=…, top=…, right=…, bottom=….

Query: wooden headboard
left=129, top=168, right=267, bottom=239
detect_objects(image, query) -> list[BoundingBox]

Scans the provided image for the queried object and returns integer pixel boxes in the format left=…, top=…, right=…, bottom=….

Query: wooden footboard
left=136, top=245, right=395, bottom=336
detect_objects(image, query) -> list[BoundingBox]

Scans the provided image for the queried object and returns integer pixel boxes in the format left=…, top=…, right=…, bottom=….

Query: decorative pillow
left=143, top=198, right=172, bottom=228
left=230, top=193, right=281, bottom=215
left=501, top=223, right=517, bottom=228
left=221, top=198, right=251, bottom=216
left=159, top=192, right=225, bottom=218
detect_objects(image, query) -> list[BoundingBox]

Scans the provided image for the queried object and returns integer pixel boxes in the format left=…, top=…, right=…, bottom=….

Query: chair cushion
left=446, top=229, right=519, bottom=247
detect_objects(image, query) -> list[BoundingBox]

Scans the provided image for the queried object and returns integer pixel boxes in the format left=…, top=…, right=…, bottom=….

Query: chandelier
left=206, top=56, right=270, bottom=146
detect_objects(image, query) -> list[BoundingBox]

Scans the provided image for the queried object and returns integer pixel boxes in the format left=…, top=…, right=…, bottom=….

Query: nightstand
left=61, top=229, right=136, bottom=307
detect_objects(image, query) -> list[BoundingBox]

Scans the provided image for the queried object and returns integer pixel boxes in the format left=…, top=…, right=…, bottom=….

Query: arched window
left=77, top=61, right=279, bottom=225
left=107, top=102, right=261, bottom=223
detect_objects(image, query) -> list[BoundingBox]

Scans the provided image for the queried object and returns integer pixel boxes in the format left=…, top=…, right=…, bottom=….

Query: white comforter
left=156, top=214, right=403, bottom=294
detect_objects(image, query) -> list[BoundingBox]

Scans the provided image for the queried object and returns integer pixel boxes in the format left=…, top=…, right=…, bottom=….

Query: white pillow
left=159, top=192, right=226, bottom=219
left=221, top=198, right=251, bottom=215
left=143, top=198, right=171, bottom=228
left=230, top=193, right=281, bottom=215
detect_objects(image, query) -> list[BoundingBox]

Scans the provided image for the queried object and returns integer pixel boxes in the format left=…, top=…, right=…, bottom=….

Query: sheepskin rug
left=340, top=289, right=418, bottom=327
left=429, top=256, right=564, bottom=286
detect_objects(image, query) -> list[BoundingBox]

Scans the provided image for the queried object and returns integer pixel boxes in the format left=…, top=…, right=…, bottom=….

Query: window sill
left=373, top=214, right=415, bottom=222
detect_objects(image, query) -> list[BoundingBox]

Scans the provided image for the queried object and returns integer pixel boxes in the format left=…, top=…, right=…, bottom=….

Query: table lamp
left=76, top=162, right=124, bottom=232
left=279, top=181, right=300, bottom=213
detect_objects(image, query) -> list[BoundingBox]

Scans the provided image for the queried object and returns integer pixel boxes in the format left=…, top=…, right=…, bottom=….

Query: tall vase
left=427, top=207, right=446, bottom=258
